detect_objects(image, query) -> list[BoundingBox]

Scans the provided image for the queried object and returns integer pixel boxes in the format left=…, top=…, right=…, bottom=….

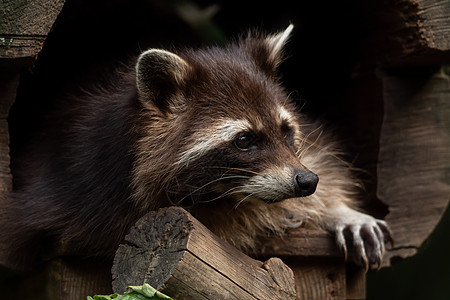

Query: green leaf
left=87, top=293, right=119, bottom=300
left=88, top=283, right=173, bottom=300
left=128, top=284, right=173, bottom=299
left=119, top=294, right=149, bottom=300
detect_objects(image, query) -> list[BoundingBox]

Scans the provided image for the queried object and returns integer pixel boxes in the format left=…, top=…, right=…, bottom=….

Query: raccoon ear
left=265, top=24, right=293, bottom=68
left=250, top=24, right=293, bottom=74
left=136, top=49, right=190, bottom=112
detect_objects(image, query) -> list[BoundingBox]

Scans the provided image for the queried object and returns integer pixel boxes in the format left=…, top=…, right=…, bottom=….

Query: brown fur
left=1, top=26, right=387, bottom=270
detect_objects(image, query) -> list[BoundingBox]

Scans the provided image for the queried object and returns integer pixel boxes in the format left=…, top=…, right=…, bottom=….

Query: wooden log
left=256, top=229, right=341, bottom=258
left=112, top=207, right=296, bottom=300
left=355, top=0, right=450, bottom=67
left=256, top=229, right=366, bottom=300
left=378, top=67, right=450, bottom=265
left=46, top=257, right=113, bottom=300
left=0, top=0, right=66, bottom=59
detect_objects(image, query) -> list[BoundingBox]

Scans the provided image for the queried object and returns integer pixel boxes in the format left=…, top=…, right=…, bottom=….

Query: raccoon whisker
left=205, top=166, right=261, bottom=176
left=197, top=186, right=243, bottom=203
left=165, top=190, right=178, bottom=206
left=176, top=175, right=251, bottom=204
left=296, top=125, right=324, bottom=154
left=298, top=128, right=324, bottom=158
left=297, top=135, right=350, bottom=166
left=284, top=90, right=297, bottom=106
left=296, top=127, right=348, bottom=165
left=165, top=186, right=202, bottom=207
left=233, top=191, right=258, bottom=209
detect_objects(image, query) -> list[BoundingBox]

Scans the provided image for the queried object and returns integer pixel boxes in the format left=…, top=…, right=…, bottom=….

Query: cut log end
left=112, top=207, right=296, bottom=300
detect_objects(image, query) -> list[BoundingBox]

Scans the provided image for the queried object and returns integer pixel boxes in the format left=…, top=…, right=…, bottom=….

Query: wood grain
left=0, top=72, right=19, bottom=267
left=0, top=72, right=17, bottom=194
left=355, top=0, right=450, bottom=67
left=280, top=257, right=346, bottom=300
left=418, top=0, right=450, bottom=51
left=112, top=207, right=296, bottom=300
left=0, top=0, right=66, bottom=58
left=378, top=67, right=450, bottom=265
left=256, top=228, right=368, bottom=299
left=46, top=258, right=113, bottom=300
left=256, top=228, right=341, bottom=258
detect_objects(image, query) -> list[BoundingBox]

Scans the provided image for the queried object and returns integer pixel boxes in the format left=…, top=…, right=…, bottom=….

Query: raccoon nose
left=294, top=171, right=319, bottom=197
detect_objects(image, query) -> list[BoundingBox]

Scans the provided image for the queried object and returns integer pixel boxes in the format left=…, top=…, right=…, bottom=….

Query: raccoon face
left=168, top=111, right=319, bottom=205
left=212, top=117, right=319, bottom=204
left=135, top=25, right=318, bottom=206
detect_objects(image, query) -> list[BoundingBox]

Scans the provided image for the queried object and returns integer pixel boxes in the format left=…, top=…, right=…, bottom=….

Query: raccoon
left=1, top=25, right=391, bottom=270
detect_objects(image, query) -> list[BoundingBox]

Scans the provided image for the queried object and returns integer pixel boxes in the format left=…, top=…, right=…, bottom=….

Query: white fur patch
left=266, top=24, right=294, bottom=65
left=174, top=118, right=252, bottom=167
left=237, top=165, right=293, bottom=202
left=278, top=106, right=294, bottom=123
left=136, top=49, right=189, bottom=98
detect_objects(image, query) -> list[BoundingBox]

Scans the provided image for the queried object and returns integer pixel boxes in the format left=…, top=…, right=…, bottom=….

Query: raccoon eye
left=281, top=123, right=292, bottom=141
left=234, top=132, right=257, bottom=151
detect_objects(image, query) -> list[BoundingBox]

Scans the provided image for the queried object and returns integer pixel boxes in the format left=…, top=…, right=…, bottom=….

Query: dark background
left=4, top=0, right=450, bottom=299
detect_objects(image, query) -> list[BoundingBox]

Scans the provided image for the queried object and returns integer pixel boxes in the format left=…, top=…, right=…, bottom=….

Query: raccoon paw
left=324, top=205, right=393, bottom=271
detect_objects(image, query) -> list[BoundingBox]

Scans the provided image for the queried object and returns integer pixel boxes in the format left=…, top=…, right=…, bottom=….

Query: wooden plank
left=112, top=207, right=296, bottom=300
left=0, top=72, right=18, bottom=192
left=256, top=229, right=341, bottom=258
left=256, top=229, right=368, bottom=299
left=418, top=0, right=450, bottom=51
left=378, top=67, right=450, bottom=265
left=356, top=0, right=450, bottom=67
left=0, top=72, right=19, bottom=267
left=0, top=0, right=66, bottom=59
left=0, top=0, right=66, bottom=36
left=46, top=258, right=113, bottom=300
left=280, top=257, right=346, bottom=300
left=0, top=35, right=47, bottom=59
left=346, top=266, right=366, bottom=300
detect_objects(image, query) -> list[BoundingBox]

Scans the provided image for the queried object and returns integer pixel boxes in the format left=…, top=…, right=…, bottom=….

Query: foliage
left=88, top=284, right=173, bottom=300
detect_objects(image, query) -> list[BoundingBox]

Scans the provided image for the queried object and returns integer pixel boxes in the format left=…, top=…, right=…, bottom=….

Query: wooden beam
left=0, top=72, right=20, bottom=268
left=256, top=229, right=367, bottom=300
left=255, top=229, right=340, bottom=258
left=378, top=67, right=450, bottom=265
left=0, top=0, right=66, bottom=59
left=0, top=72, right=17, bottom=193
left=112, top=207, right=296, bottom=300
left=356, top=0, right=450, bottom=67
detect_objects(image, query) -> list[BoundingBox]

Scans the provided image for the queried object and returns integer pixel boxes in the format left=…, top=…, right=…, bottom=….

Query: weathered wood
left=0, top=72, right=17, bottom=193
left=112, top=207, right=296, bottom=300
left=346, top=266, right=366, bottom=300
left=256, top=229, right=341, bottom=258
left=378, top=67, right=450, bottom=265
left=281, top=257, right=346, bottom=300
left=0, top=72, right=19, bottom=268
left=256, top=229, right=368, bottom=300
left=46, top=258, right=113, bottom=300
left=0, top=0, right=66, bottom=59
left=415, top=0, right=450, bottom=51
left=356, top=0, right=450, bottom=66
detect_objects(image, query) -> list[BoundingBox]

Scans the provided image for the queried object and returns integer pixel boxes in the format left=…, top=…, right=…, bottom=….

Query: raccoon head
left=134, top=25, right=319, bottom=208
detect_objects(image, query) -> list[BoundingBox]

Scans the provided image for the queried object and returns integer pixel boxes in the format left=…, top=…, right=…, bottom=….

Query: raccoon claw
left=377, top=220, right=394, bottom=248
left=325, top=205, right=392, bottom=271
